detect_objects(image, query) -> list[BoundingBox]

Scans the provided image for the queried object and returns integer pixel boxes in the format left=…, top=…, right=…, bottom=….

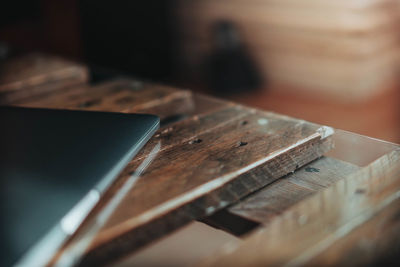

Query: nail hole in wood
left=237, top=141, right=248, bottom=147
left=240, top=120, right=248, bottom=126
left=189, top=138, right=202, bottom=144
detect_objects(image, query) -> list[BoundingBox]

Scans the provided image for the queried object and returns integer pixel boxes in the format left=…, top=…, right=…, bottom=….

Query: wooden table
left=2, top=54, right=400, bottom=266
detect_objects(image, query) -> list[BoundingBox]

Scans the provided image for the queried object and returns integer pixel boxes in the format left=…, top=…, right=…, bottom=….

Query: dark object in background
left=1, top=0, right=176, bottom=84
left=80, top=0, right=176, bottom=83
left=205, top=21, right=262, bottom=95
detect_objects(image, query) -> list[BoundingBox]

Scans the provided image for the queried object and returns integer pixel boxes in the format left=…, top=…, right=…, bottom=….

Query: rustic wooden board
left=0, top=53, right=88, bottom=104
left=61, top=105, right=334, bottom=265
left=15, top=79, right=195, bottom=121
left=201, top=149, right=400, bottom=266
left=112, top=221, right=242, bottom=267
left=8, top=58, right=335, bottom=265
left=229, top=157, right=360, bottom=224
left=8, top=53, right=398, bottom=266
left=307, top=197, right=400, bottom=266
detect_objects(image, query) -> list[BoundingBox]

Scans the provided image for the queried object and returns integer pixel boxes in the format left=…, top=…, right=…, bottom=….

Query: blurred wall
left=176, top=0, right=400, bottom=98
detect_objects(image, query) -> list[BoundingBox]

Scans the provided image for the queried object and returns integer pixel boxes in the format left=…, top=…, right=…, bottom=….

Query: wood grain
left=8, top=53, right=399, bottom=266
left=307, top=197, right=400, bottom=266
left=0, top=53, right=88, bottom=103
left=72, top=106, right=334, bottom=265
left=229, top=157, right=360, bottom=224
left=16, top=79, right=195, bottom=121
left=201, top=149, right=400, bottom=267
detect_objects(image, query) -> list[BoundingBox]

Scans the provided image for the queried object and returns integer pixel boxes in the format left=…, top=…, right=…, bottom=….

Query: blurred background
left=1, top=0, right=400, bottom=142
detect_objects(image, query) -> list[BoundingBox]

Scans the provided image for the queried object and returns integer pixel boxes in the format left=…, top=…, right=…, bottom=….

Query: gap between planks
left=200, top=148, right=400, bottom=267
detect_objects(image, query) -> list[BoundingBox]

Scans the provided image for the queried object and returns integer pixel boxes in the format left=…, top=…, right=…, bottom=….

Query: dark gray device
left=0, top=106, right=159, bottom=266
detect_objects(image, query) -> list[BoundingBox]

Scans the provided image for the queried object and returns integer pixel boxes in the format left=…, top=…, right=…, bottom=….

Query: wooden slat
left=229, top=157, right=360, bottom=224
left=16, top=79, right=195, bottom=121
left=0, top=53, right=88, bottom=104
left=65, top=105, right=334, bottom=265
left=113, top=221, right=241, bottom=267
left=201, top=149, right=400, bottom=266
left=307, top=197, right=400, bottom=266
left=132, top=105, right=241, bottom=161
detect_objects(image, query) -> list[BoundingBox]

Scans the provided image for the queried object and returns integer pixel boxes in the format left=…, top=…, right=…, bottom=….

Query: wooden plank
left=201, top=149, right=400, bottom=267
left=16, top=79, right=195, bottom=121
left=133, top=105, right=245, bottom=162
left=113, top=221, right=241, bottom=267
left=229, top=157, right=360, bottom=224
left=307, top=198, right=400, bottom=266
left=58, top=106, right=334, bottom=265
left=0, top=53, right=88, bottom=104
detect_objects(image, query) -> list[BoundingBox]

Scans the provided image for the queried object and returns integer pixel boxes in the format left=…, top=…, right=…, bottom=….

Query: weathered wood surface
left=307, top=197, right=400, bottom=266
left=15, top=79, right=195, bottom=121
left=72, top=106, right=333, bottom=265
left=201, top=149, right=400, bottom=267
left=0, top=53, right=88, bottom=104
left=9, top=53, right=400, bottom=266
left=229, top=156, right=360, bottom=223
